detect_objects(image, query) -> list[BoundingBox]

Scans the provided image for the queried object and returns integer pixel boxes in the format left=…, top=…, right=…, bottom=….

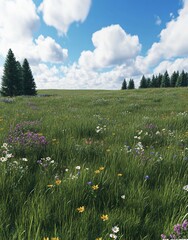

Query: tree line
left=121, top=70, right=188, bottom=90
left=0, top=49, right=37, bottom=96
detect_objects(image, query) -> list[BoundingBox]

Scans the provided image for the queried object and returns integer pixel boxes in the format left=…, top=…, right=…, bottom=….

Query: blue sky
left=0, top=0, right=188, bottom=89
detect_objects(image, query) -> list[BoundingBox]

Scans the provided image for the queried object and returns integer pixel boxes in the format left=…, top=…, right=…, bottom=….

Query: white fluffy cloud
left=35, top=35, right=68, bottom=63
left=154, top=58, right=188, bottom=75
left=38, top=0, right=92, bottom=34
left=145, top=0, right=188, bottom=67
left=79, top=24, right=141, bottom=70
left=0, top=0, right=39, bottom=56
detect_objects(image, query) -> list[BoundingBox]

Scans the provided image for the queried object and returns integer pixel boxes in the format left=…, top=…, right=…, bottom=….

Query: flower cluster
left=7, top=121, right=47, bottom=149
left=161, top=219, right=188, bottom=239
left=37, top=157, right=55, bottom=169
left=96, top=125, right=106, bottom=133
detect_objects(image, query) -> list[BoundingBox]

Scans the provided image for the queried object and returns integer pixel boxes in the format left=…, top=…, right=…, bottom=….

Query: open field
left=0, top=88, right=188, bottom=240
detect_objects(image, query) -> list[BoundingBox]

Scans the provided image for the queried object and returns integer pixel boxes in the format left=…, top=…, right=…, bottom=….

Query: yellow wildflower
left=96, top=238, right=102, bottom=240
left=55, top=179, right=61, bottom=185
left=77, top=206, right=85, bottom=213
left=47, top=185, right=53, bottom=188
left=92, top=185, right=99, bottom=190
left=43, top=238, right=49, bottom=240
left=95, top=170, right=100, bottom=174
left=100, top=214, right=109, bottom=221
left=117, top=173, right=123, bottom=177
left=99, top=167, right=104, bottom=171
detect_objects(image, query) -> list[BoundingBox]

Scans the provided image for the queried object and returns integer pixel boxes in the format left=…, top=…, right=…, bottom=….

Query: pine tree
left=170, top=71, right=179, bottom=87
left=151, top=75, right=157, bottom=88
left=139, top=75, right=147, bottom=88
left=176, top=70, right=187, bottom=87
left=22, top=59, right=37, bottom=95
left=146, top=78, right=151, bottom=88
left=128, top=79, right=135, bottom=89
left=0, top=49, right=21, bottom=96
left=121, top=79, right=127, bottom=90
left=161, top=71, right=170, bottom=87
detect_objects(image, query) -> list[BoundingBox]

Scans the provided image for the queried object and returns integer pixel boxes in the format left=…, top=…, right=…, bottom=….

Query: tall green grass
left=0, top=88, right=188, bottom=239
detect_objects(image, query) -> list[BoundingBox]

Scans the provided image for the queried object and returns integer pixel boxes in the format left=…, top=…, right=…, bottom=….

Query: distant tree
left=22, top=59, right=37, bottom=95
left=121, top=79, right=127, bottom=90
left=176, top=70, right=187, bottom=87
left=146, top=77, right=152, bottom=88
left=139, top=75, right=147, bottom=88
left=128, top=79, right=135, bottom=89
left=170, top=71, right=179, bottom=87
left=16, top=61, right=23, bottom=94
left=161, top=71, right=170, bottom=87
left=0, top=49, right=21, bottom=96
left=151, top=75, right=158, bottom=88
left=156, top=73, right=163, bottom=87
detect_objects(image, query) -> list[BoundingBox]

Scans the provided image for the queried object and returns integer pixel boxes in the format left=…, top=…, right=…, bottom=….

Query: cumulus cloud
left=145, top=0, right=188, bottom=67
left=35, top=35, right=68, bottom=63
left=79, top=24, right=141, bottom=69
left=0, top=0, right=39, bottom=56
left=38, top=0, right=92, bottom=34
left=154, top=58, right=188, bottom=75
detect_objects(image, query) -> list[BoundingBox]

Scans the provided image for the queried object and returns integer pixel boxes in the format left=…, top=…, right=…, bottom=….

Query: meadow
left=0, top=88, right=188, bottom=240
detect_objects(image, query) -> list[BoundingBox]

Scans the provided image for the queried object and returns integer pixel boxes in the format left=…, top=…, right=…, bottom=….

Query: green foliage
left=0, top=88, right=188, bottom=239
left=139, top=75, right=147, bottom=88
left=0, top=49, right=22, bottom=96
left=161, top=71, right=170, bottom=87
left=22, top=59, right=37, bottom=95
left=121, top=79, right=127, bottom=90
left=128, top=79, right=135, bottom=89
left=0, top=49, right=37, bottom=97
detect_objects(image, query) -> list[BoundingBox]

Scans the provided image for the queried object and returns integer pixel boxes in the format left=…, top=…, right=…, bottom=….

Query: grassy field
left=0, top=88, right=188, bottom=240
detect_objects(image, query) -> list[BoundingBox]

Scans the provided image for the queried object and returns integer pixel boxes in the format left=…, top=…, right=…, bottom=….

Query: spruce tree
left=128, top=79, right=135, bottom=89
left=161, top=71, right=170, bottom=88
left=176, top=70, right=187, bottom=87
left=0, top=49, right=21, bottom=96
left=139, top=75, right=147, bottom=88
left=22, top=59, right=37, bottom=95
left=170, top=71, right=179, bottom=87
left=121, top=79, right=127, bottom=90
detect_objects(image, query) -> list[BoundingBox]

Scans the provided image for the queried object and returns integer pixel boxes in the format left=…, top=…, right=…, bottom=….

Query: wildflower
left=117, top=173, right=123, bottom=177
left=121, top=195, right=125, bottom=199
left=144, top=175, right=149, bottom=180
left=75, top=166, right=81, bottom=170
left=160, top=234, right=166, bottom=239
left=22, top=158, right=28, bottom=161
left=174, top=223, right=181, bottom=235
left=55, top=179, right=61, bottom=185
left=65, top=168, right=69, bottom=172
left=182, top=219, right=188, bottom=230
left=47, top=185, right=54, bottom=188
left=99, top=167, right=105, bottom=171
left=77, top=206, right=85, bottom=213
left=112, top=226, right=119, bottom=233
left=183, top=185, right=188, bottom=191
left=101, top=214, right=109, bottom=221
left=95, top=170, right=100, bottom=174
left=92, top=185, right=99, bottom=190
left=0, top=157, right=7, bottom=162
left=96, top=238, right=102, bottom=240
left=87, top=181, right=92, bottom=185
left=109, top=233, right=117, bottom=239
left=43, top=238, right=49, bottom=240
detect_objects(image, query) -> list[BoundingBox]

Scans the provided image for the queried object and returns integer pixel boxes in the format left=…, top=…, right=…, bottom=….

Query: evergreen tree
left=121, top=79, right=127, bottom=90
left=176, top=70, right=187, bottom=87
left=156, top=73, right=163, bottom=88
left=0, top=49, right=21, bottom=96
left=16, top=61, right=23, bottom=95
left=139, top=75, right=147, bottom=88
left=22, top=59, right=37, bottom=95
left=146, top=77, right=151, bottom=88
left=161, top=71, right=170, bottom=87
left=151, top=75, right=157, bottom=88
left=128, top=79, right=135, bottom=89
left=170, top=71, right=179, bottom=87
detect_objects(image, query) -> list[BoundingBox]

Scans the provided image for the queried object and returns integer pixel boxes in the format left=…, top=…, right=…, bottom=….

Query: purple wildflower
left=173, top=224, right=181, bottom=235
left=161, top=234, right=166, bottom=239
left=182, top=219, right=188, bottom=230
